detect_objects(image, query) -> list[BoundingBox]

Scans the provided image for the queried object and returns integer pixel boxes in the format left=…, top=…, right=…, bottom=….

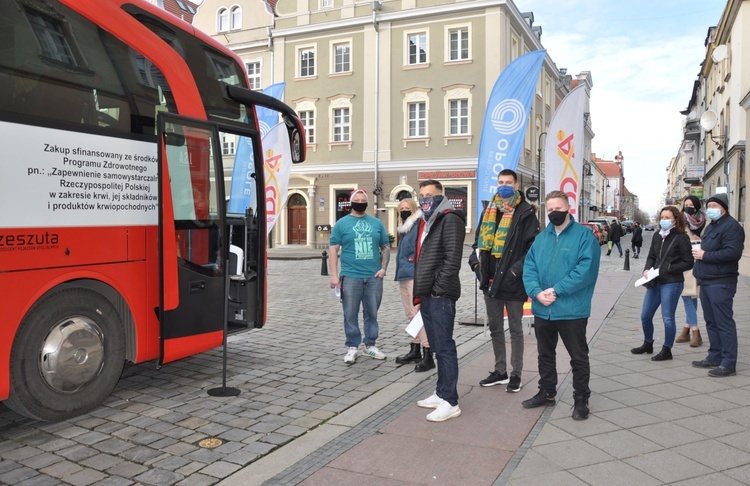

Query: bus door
left=157, top=113, right=227, bottom=365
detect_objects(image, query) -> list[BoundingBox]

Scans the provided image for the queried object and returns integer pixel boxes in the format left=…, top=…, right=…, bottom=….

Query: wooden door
left=287, top=194, right=307, bottom=244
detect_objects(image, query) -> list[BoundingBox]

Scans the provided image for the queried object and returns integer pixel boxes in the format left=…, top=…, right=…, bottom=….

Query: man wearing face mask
left=329, top=189, right=391, bottom=364
left=522, top=191, right=600, bottom=420
left=413, top=179, right=467, bottom=422
left=691, top=192, right=745, bottom=377
left=468, top=169, right=539, bottom=393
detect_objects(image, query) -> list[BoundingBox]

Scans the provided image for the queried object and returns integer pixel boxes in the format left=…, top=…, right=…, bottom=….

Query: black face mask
left=548, top=210, right=568, bottom=226
left=350, top=201, right=368, bottom=213
left=400, top=210, right=412, bottom=221
left=684, top=207, right=697, bottom=215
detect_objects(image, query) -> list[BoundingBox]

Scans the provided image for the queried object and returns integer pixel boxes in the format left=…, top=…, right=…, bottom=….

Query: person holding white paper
left=631, top=206, right=693, bottom=361
left=393, top=197, right=434, bottom=372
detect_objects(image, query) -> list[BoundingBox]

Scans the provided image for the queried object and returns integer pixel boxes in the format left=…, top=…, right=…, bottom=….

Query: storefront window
left=335, top=189, right=352, bottom=220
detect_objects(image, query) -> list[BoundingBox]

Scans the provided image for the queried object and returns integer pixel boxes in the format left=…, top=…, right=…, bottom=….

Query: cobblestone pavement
left=0, top=232, right=641, bottom=486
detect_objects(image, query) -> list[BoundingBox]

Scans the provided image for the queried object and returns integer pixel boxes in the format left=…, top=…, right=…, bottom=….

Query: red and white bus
left=0, top=0, right=305, bottom=421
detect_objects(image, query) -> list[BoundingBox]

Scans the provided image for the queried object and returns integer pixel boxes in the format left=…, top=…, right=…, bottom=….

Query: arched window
left=397, top=190, right=413, bottom=201
left=230, top=6, right=242, bottom=30
left=217, top=8, right=229, bottom=32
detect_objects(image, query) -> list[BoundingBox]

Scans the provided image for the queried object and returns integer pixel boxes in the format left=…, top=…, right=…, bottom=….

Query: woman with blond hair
left=631, top=206, right=694, bottom=361
left=393, top=197, right=434, bottom=372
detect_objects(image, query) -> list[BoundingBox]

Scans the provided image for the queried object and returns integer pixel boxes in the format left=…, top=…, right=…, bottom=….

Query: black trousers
left=534, top=317, right=590, bottom=399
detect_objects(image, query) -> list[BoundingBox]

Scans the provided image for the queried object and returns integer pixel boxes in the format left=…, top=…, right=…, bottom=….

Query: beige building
left=195, top=0, right=565, bottom=247
left=676, top=0, right=748, bottom=273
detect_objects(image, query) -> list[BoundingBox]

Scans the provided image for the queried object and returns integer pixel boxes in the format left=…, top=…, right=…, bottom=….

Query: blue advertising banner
left=475, top=50, right=545, bottom=223
left=227, top=83, right=286, bottom=214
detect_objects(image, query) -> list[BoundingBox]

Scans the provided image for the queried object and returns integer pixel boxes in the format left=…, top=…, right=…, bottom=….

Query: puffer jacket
left=643, top=229, right=693, bottom=284
left=413, top=197, right=466, bottom=300
left=394, top=209, right=422, bottom=281
left=523, top=218, right=600, bottom=320
left=468, top=198, right=539, bottom=301
left=693, top=213, right=745, bottom=286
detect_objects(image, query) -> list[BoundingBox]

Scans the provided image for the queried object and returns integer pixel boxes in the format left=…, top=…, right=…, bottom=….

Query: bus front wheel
left=6, top=288, right=125, bottom=421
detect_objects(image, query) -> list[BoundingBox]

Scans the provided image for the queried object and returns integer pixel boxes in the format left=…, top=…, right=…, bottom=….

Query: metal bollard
left=624, top=249, right=630, bottom=271
left=321, top=251, right=329, bottom=276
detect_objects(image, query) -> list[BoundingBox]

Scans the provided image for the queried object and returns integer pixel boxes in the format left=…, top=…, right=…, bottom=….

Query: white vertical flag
left=544, top=84, right=586, bottom=220
left=262, top=122, right=292, bottom=234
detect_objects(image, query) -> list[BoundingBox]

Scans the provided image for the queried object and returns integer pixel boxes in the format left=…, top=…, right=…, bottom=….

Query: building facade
left=676, top=0, right=748, bottom=273
left=195, top=0, right=565, bottom=247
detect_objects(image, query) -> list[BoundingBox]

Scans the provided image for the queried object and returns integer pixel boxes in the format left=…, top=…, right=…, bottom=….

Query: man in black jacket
left=691, top=193, right=745, bottom=377
left=631, top=222, right=643, bottom=258
left=413, top=179, right=466, bottom=422
left=469, top=169, right=539, bottom=393
left=606, top=220, right=623, bottom=257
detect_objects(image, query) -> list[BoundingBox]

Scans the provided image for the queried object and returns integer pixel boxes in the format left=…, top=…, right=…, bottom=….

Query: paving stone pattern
left=0, top=245, right=489, bottom=486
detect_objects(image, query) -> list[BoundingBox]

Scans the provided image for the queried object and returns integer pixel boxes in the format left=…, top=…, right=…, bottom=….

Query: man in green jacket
left=522, top=190, right=600, bottom=420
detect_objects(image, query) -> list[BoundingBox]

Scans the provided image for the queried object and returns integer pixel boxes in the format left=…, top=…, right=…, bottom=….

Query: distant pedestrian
left=393, top=197, right=434, bottom=372
left=631, top=206, right=693, bottom=361
left=631, top=222, right=643, bottom=258
left=691, top=193, right=745, bottom=377
left=676, top=195, right=706, bottom=347
left=329, top=189, right=390, bottom=364
left=414, top=180, right=466, bottom=422
left=522, top=191, right=600, bottom=420
left=606, top=220, right=623, bottom=257
left=469, top=169, right=539, bottom=393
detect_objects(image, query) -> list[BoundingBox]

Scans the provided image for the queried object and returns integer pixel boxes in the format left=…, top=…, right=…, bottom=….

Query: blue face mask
left=706, top=208, right=722, bottom=220
left=660, top=219, right=673, bottom=231
left=496, top=184, right=515, bottom=199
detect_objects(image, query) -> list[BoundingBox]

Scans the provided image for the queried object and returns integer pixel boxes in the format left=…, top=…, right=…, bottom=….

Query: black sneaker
left=708, top=366, right=736, bottom=377
left=479, top=371, right=509, bottom=387
left=572, top=398, right=589, bottom=420
left=522, top=391, right=555, bottom=409
left=506, top=375, right=522, bottom=393
left=692, top=359, right=720, bottom=368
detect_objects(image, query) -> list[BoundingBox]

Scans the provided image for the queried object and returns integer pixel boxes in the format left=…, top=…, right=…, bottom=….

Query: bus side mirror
left=283, top=115, right=306, bottom=164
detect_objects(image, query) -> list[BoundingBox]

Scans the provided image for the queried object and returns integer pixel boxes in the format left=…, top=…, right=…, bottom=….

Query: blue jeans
left=641, top=282, right=684, bottom=347
left=701, top=283, right=738, bottom=368
left=341, top=276, right=383, bottom=348
left=682, top=296, right=698, bottom=326
left=421, top=295, right=459, bottom=406
left=608, top=241, right=622, bottom=256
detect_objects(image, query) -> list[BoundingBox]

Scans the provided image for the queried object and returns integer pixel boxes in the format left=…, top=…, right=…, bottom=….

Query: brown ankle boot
left=675, top=327, right=690, bottom=343
left=690, top=329, right=703, bottom=347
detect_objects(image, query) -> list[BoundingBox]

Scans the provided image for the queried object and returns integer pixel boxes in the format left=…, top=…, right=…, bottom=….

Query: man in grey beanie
left=691, top=192, right=745, bottom=377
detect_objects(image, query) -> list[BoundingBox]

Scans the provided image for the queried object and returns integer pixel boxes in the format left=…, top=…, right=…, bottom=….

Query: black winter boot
left=630, top=341, right=653, bottom=354
left=414, top=347, right=435, bottom=372
left=395, top=343, right=421, bottom=365
left=651, top=346, right=673, bottom=361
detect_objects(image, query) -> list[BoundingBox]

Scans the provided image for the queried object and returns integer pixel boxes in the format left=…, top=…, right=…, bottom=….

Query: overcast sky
left=513, top=0, right=727, bottom=215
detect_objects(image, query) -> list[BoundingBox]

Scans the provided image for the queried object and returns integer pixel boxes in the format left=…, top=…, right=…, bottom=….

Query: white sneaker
left=417, top=392, right=444, bottom=409
left=344, top=347, right=358, bottom=364
left=363, top=345, right=386, bottom=360
left=426, top=401, right=461, bottom=422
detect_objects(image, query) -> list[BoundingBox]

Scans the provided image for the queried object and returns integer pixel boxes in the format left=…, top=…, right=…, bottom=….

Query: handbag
left=682, top=270, right=699, bottom=297
left=607, top=241, right=613, bottom=250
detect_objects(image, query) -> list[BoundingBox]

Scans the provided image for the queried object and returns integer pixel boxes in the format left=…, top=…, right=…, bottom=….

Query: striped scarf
left=478, top=191, right=520, bottom=258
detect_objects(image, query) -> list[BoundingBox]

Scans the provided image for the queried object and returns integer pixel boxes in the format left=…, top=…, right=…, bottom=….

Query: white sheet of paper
left=405, top=311, right=424, bottom=338
left=634, top=267, right=661, bottom=287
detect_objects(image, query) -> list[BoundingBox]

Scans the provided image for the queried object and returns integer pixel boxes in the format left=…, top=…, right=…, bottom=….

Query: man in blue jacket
left=522, top=190, right=600, bottom=420
left=691, top=192, right=745, bottom=377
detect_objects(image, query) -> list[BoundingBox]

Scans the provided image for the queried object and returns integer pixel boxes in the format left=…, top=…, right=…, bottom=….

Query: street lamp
left=537, top=131, right=547, bottom=188
left=579, top=162, right=591, bottom=222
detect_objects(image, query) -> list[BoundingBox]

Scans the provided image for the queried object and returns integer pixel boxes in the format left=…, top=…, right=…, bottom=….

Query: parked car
left=621, top=221, right=634, bottom=234
left=581, top=222, right=605, bottom=245
left=588, top=218, right=614, bottom=235
left=644, top=224, right=656, bottom=231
